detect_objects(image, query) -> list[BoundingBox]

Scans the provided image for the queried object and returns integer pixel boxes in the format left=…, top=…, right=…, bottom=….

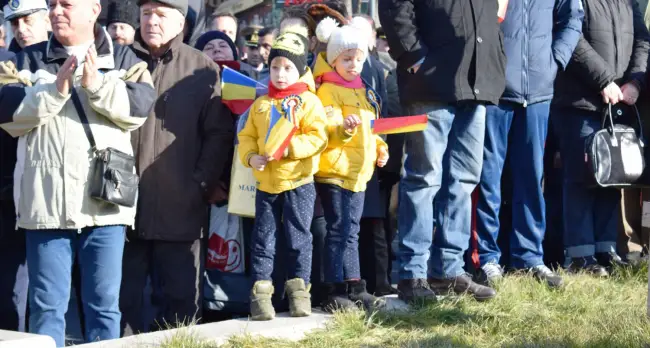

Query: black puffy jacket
left=553, top=0, right=650, bottom=112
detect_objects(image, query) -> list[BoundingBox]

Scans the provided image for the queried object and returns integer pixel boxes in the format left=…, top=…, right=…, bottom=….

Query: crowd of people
left=0, top=0, right=649, bottom=346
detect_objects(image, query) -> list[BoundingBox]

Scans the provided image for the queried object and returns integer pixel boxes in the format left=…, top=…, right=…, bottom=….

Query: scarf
left=315, top=71, right=364, bottom=88
left=268, top=81, right=310, bottom=99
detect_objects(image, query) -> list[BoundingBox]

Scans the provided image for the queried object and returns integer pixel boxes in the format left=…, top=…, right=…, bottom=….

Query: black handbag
left=71, top=89, right=139, bottom=207
left=585, top=103, right=646, bottom=188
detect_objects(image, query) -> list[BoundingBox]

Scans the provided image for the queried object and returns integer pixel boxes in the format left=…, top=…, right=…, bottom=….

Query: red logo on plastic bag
left=207, top=233, right=242, bottom=272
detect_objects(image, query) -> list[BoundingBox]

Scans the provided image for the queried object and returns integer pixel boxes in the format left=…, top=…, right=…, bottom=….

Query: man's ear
left=92, top=0, right=101, bottom=22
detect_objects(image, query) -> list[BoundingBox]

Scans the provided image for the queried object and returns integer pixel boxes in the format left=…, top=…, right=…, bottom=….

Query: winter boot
left=347, top=279, right=386, bottom=310
left=285, top=278, right=312, bottom=317
left=250, top=280, right=275, bottom=321
left=321, top=282, right=356, bottom=313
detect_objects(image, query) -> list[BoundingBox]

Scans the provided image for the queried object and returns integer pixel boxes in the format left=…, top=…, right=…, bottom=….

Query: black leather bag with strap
left=585, top=103, right=646, bottom=188
left=71, top=89, right=139, bottom=207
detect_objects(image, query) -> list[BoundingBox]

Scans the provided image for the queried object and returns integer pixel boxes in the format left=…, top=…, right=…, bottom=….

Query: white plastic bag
left=206, top=204, right=245, bottom=273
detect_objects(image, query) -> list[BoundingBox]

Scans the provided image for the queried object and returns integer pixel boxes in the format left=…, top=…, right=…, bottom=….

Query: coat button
left=474, top=89, right=480, bottom=95
left=477, top=37, right=483, bottom=43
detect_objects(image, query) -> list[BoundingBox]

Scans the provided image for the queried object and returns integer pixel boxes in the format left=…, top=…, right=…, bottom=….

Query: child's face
left=270, top=56, right=301, bottom=90
left=202, top=38, right=234, bottom=62
left=334, top=49, right=366, bottom=82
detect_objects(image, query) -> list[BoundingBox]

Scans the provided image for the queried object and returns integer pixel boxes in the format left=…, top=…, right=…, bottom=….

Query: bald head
left=49, top=0, right=101, bottom=46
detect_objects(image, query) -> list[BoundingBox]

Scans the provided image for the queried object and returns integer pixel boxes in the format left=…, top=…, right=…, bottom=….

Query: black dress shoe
left=429, top=273, right=497, bottom=302
left=568, top=257, right=609, bottom=277
left=596, top=252, right=628, bottom=269
left=397, top=279, right=437, bottom=303
left=374, top=285, right=399, bottom=297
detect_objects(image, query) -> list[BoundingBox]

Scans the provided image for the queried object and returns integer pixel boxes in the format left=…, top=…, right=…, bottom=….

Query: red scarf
left=216, top=60, right=241, bottom=72
left=316, top=71, right=364, bottom=88
left=268, top=81, right=310, bottom=99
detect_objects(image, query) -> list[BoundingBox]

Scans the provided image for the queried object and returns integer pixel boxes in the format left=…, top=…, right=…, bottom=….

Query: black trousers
left=120, top=238, right=204, bottom=336
left=359, top=218, right=394, bottom=295
left=0, top=207, right=28, bottom=332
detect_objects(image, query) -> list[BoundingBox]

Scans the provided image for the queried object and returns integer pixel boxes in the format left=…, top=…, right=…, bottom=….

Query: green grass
left=222, top=265, right=650, bottom=348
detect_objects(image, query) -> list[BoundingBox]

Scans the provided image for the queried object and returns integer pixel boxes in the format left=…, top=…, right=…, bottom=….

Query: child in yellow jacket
left=312, top=17, right=389, bottom=311
left=237, top=26, right=328, bottom=321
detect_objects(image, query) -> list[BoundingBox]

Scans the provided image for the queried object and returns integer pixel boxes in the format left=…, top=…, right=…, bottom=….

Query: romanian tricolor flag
left=265, top=106, right=297, bottom=161
left=371, top=115, right=428, bottom=135
left=222, top=67, right=267, bottom=114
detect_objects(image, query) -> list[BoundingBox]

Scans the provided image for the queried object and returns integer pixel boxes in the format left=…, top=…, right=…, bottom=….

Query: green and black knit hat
left=268, top=25, right=310, bottom=76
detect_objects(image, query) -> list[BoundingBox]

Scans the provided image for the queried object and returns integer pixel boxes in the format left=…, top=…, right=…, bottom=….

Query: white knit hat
left=316, top=17, right=368, bottom=66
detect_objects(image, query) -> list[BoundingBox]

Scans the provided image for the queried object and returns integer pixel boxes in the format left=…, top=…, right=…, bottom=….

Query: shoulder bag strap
left=70, top=88, right=97, bottom=152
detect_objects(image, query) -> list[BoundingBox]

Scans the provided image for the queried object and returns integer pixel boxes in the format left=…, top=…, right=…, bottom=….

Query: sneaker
left=480, top=262, right=504, bottom=285
left=250, top=280, right=275, bottom=321
left=568, top=257, right=609, bottom=277
left=429, top=273, right=497, bottom=302
left=285, top=278, right=312, bottom=317
left=397, top=279, right=437, bottom=304
left=530, top=264, right=564, bottom=288
left=321, top=283, right=356, bottom=313
left=347, top=279, right=385, bottom=310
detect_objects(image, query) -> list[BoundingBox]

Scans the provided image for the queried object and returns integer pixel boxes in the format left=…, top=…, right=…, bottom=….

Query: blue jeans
left=551, top=109, right=620, bottom=258
left=250, top=184, right=316, bottom=283
left=26, top=225, right=125, bottom=347
left=399, top=102, right=486, bottom=280
left=318, top=183, right=365, bottom=283
left=476, top=101, right=549, bottom=269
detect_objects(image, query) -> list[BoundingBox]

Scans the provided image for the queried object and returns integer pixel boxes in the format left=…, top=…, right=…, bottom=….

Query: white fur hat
left=316, top=17, right=368, bottom=65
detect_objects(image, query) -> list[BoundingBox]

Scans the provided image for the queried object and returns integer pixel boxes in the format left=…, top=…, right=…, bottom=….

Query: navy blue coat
left=0, top=48, right=14, bottom=62
left=500, top=0, right=584, bottom=105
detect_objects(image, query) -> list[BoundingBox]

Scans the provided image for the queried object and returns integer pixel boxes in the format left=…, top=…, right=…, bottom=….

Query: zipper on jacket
left=522, top=0, right=530, bottom=107
left=606, top=1, right=619, bottom=79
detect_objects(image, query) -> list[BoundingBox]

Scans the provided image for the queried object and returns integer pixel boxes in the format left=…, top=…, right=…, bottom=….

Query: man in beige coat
left=0, top=0, right=155, bottom=345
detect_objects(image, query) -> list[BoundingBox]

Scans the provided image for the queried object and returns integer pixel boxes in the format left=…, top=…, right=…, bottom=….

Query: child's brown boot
left=250, top=280, right=275, bottom=321
left=285, top=278, right=312, bottom=317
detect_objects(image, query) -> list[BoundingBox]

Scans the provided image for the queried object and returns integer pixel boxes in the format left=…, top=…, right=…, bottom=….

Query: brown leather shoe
left=429, top=273, right=497, bottom=302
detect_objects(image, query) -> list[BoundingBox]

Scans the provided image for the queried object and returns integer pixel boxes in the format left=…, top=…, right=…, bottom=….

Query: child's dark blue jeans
left=250, top=183, right=316, bottom=284
left=317, top=183, right=366, bottom=283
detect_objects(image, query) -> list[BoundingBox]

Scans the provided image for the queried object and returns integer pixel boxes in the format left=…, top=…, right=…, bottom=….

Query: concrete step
left=75, top=310, right=332, bottom=347
left=0, top=330, right=56, bottom=348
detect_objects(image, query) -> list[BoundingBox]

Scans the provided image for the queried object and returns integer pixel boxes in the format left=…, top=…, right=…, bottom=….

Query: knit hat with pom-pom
left=268, top=25, right=310, bottom=76
left=316, top=17, right=368, bottom=65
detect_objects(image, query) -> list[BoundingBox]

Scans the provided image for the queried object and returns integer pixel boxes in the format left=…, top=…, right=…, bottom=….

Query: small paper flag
left=371, top=115, right=428, bottom=135
left=222, top=67, right=267, bottom=114
left=265, top=106, right=297, bottom=161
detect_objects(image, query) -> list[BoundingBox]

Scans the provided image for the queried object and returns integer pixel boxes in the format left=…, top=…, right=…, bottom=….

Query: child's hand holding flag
left=377, top=147, right=389, bottom=168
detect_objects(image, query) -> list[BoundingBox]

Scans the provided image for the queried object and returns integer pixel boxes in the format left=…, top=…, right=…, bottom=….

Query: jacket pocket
left=19, top=165, right=64, bottom=225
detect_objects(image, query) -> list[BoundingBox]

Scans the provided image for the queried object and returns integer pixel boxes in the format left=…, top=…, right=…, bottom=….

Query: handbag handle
left=603, top=103, right=645, bottom=148
left=70, top=88, right=98, bottom=154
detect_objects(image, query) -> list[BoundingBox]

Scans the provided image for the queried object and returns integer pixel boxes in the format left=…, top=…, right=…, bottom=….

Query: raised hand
left=343, top=114, right=362, bottom=132
left=82, top=44, right=100, bottom=91
left=55, top=55, right=77, bottom=95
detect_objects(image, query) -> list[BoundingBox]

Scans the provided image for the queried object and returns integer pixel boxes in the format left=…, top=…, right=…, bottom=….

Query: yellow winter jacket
left=237, top=69, right=328, bottom=194
left=313, top=53, right=388, bottom=193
